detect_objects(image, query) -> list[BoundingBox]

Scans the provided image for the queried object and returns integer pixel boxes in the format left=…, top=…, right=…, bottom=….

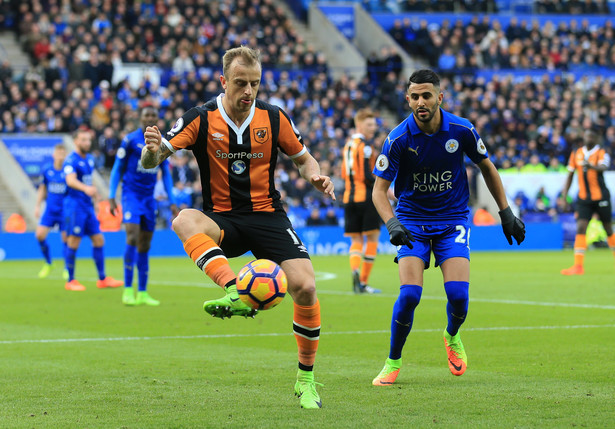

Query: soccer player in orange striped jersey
left=561, top=127, right=615, bottom=275
left=141, top=46, right=334, bottom=409
left=341, top=108, right=382, bottom=294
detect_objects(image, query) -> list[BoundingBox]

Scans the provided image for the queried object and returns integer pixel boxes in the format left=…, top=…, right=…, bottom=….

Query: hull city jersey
left=342, top=133, right=376, bottom=204
left=567, top=145, right=611, bottom=202
left=162, top=94, right=306, bottom=213
left=373, top=109, right=488, bottom=224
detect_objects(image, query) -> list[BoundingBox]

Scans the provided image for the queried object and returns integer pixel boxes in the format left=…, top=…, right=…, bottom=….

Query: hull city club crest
left=253, top=127, right=269, bottom=144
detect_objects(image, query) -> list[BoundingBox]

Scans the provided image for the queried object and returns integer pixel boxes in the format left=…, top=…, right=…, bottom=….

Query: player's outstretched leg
left=203, top=283, right=257, bottom=319
left=294, top=369, right=323, bottom=409
left=372, top=357, right=402, bottom=385
left=443, top=329, right=467, bottom=376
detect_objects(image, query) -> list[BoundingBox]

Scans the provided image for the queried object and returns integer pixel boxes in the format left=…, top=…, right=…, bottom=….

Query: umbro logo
left=212, top=132, right=224, bottom=141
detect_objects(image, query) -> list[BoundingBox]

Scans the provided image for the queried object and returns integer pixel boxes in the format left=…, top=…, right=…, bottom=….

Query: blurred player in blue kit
left=63, top=129, right=124, bottom=291
left=109, top=105, right=178, bottom=306
left=371, top=70, right=525, bottom=385
left=35, top=143, right=68, bottom=279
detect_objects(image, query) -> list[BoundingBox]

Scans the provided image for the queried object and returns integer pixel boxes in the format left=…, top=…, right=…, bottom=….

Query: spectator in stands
left=472, top=206, right=496, bottom=226
left=5, top=212, right=27, bottom=233
left=521, top=154, right=548, bottom=173
left=306, top=208, right=325, bottom=226
left=533, top=186, right=551, bottom=212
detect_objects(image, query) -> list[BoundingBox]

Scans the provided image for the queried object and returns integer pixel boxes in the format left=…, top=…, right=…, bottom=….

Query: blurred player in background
left=141, top=46, right=335, bottom=409
left=371, top=69, right=525, bottom=385
left=560, top=127, right=615, bottom=275
left=109, top=105, right=178, bottom=306
left=341, top=108, right=381, bottom=294
left=35, top=144, right=68, bottom=279
left=63, top=129, right=123, bottom=291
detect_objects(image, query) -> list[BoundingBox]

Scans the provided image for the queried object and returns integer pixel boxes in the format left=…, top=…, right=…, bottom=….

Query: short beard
left=413, top=107, right=437, bottom=123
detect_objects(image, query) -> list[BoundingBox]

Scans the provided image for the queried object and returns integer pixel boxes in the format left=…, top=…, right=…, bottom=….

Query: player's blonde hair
left=354, top=108, right=375, bottom=125
left=222, top=46, right=261, bottom=77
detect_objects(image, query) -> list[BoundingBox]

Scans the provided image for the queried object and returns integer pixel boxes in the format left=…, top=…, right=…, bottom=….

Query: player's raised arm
left=141, top=125, right=172, bottom=168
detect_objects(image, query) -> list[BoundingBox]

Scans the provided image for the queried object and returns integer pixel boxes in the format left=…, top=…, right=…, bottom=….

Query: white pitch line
left=2, top=272, right=615, bottom=310
left=1, top=324, right=614, bottom=345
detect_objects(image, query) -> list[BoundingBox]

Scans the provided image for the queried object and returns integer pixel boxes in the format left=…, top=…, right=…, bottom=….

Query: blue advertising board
left=3, top=135, right=64, bottom=182
left=318, top=4, right=355, bottom=39
left=0, top=223, right=562, bottom=261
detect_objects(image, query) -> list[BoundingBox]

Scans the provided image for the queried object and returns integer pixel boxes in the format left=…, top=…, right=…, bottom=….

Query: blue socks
left=93, top=246, right=105, bottom=280
left=389, top=284, right=423, bottom=360
left=65, top=247, right=76, bottom=281
left=38, top=240, right=51, bottom=264
left=136, top=251, right=149, bottom=292
left=124, top=244, right=136, bottom=288
left=444, top=281, right=469, bottom=336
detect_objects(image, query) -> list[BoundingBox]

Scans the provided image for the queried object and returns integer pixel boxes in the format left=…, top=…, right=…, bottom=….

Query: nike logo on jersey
left=408, top=147, right=419, bottom=156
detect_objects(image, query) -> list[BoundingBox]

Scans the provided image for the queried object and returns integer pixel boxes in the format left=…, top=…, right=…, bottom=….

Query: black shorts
left=576, top=198, right=612, bottom=223
left=344, top=201, right=382, bottom=234
left=205, top=210, right=310, bottom=263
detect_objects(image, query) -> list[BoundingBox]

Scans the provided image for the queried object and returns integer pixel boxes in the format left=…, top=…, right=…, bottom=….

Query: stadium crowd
left=1, top=0, right=613, bottom=226
left=358, top=0, right=608, bottom=13
left=389, top=14, right=615, bottom=71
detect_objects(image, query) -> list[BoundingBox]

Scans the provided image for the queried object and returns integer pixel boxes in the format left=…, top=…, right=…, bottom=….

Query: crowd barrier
left=0, top=222, right=562, bottom=261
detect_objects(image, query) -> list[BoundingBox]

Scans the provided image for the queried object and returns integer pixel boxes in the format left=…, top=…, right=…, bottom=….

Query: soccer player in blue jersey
left=371, top=70, right=525, bottom=385
left=109, top=105, right=178, bottom=306
left=35, top=144, right=68, bottom=279
left=63, top=129, right=124, bottom=291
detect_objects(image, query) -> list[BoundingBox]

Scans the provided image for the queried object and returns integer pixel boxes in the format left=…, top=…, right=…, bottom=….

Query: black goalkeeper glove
left=498, top=207, right=526, bottom=245
left=385, top=217, right=415, bottom=249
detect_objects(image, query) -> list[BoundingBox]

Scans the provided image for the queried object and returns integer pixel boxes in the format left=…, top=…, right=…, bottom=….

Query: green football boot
left=294, top=369, right=323, bottom=409
left=372, top=357, right=402, bottom=386
left=443, top=329, right=467, bottom=376
left=136, top=291, right=160, bottom=306
left=122, top=288, right=136, bottom=306
left=38, top=263, right=53, bottom=279
left=203, top=284, right=257, bottom=319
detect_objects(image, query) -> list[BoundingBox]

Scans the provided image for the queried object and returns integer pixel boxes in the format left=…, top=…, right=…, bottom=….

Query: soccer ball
left=236, top=259, right=287, bottom=310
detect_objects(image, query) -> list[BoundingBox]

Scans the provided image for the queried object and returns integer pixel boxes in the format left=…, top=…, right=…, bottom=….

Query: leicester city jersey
left=113, top=128, right=168, bottom=198
left=42, top=165, right=66, bottom=214
left=373, top=108, right=488, bottom=224
left=63, top=151, right=96, bottom=206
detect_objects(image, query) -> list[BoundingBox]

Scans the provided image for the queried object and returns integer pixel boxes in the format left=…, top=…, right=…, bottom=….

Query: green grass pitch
left=1, top=250, right=614, bottom=428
